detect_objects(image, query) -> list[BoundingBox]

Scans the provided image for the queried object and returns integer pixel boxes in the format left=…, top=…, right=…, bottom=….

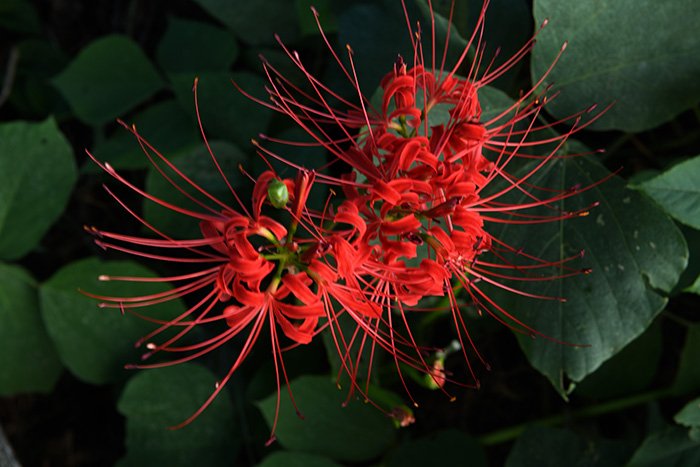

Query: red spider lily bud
left=267, top=178, right=289, bottom=208
left=389, top=406, right=416, bottom=428
left=425, top=358, right=446, bottom=390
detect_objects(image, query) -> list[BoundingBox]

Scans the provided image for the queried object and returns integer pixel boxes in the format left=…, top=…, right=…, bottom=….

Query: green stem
left=600, top=132, right=632, bottom=162
left=261, top=253, right=288, bottom=261
left=478, top=387, right=673, bottom=446
left=258, top=227, right=280, bottom=247
left=286, top=217, right=298, bottom=248
left=664, top=310, right=695, bottom=328
left=267, top=261, right=285, bottom=294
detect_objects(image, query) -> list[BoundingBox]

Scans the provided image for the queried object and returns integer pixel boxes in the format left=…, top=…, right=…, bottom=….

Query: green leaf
left=0, top=118, right=76, bottom=260
left=675, top=397, right=700, bottom=441
left=39, top=258, right=186, bottom=384
left=0, top=263, right=62, bottom=395
left=117, top=363, right=237, bottom=467
left=671, top=324, right=700, bottom=396
left=506, top=426, right=632, bottom=467
left=0, top=0, right=40, bottom=33
left=636, top=156, right=700, bottom=230
left=389, top=429, right=487, bottom=467
left=258, top=452, right=340, bottom=467
left=143, top=140, right=249, bottom=239
left=532, top=0, right=700, bottom=132
left=193, top=0, right=299, bottom=45
left=156, top=17, right=238, bottom=73
left=626, top=426, right=700, bottom=466
left=494, top=153, right=687, bottom=395
left=170, top=71, right=272, bottom=148
left=89, top=99, right=199, bottom=171
left=52, top=35, right=163, bottom=125
left=257, top=375, right=396, bottom=462
left=575, top=320, right=662, bottom=399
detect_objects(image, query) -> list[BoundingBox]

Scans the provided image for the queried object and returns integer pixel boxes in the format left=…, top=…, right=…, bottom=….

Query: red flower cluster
left=86, top=0, right=608, bottom=441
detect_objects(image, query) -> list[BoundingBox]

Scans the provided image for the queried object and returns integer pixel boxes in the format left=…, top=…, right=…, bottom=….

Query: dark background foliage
left=1, top=0, right=699, bottom=465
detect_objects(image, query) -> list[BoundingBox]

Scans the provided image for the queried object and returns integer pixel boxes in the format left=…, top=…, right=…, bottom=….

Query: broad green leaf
left=170, top=71, right=272, bottom=148
left=117, top=363, right=237, bottom=467
left=257, top=375, right=396, bottom=462
left=675, top=397, right=700, bottom=441
left=143, top=140, right=249, bottom=239
left=671, top=325, right=700, bottom=396
left=532, top=0, right=700, bottom=132
left=90, top=99, right=199, bottom=171
left=52, top=35, right=163, bottom=125
left=493, top=154, right=687, bottom=395
left=627, top=426, right=700, bottom=466
left=637, top=156, right=700, bottom=230
left=258, top=452, right=340, bottom=467
left=389, top=429, right=487, bottom=467
left=506, top=426, right=632, bottom=467
left=0, top=0, right=40, bottom=33
left=575, top=320, right=662, bottom=399
left=0, top=118, right=76, bottom=260
left=0, top=263, right=62, bottom=395
left=193, top=0, right=299, bottom=45
left=156, top=17, right=238, bottom=73
left=39, top=258, right=186, bottom=384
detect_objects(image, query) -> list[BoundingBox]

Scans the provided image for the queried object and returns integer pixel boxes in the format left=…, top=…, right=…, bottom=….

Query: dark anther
left=394, top=55, right=406, bottom=75
left=403, top=231, right=424, bottom=245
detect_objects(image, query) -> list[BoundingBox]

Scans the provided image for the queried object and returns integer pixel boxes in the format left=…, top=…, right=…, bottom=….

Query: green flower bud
left=267, top=179, right=289, bottom=208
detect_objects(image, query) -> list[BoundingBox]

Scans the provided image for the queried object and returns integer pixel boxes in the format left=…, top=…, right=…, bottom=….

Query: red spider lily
left=241, top=0, right=612, bottom=399
left=83, top=77, right=359, bottom=441
left=83, top=0, right=613, bottom=439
